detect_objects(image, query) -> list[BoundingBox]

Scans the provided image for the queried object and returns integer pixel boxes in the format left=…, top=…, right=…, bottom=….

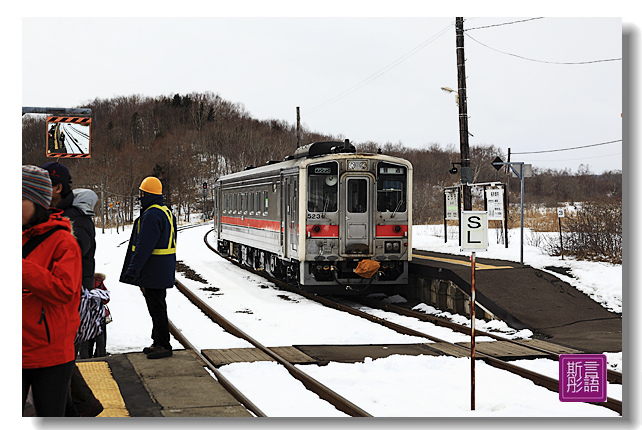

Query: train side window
left=234, top=193, right=238, bottom=214
left=263, top=190, right=269, bottom=215
left=255, top=192, right=259, bottom=215
left=249, top=192, right=255, bottom=215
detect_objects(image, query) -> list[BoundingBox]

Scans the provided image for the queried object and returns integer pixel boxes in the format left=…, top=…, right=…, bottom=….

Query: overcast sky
left=19, top=4, right=629, bottom=175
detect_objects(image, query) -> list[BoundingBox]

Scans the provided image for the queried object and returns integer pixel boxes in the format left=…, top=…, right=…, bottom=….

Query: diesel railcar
left=212, top=140, right=412, bottom=294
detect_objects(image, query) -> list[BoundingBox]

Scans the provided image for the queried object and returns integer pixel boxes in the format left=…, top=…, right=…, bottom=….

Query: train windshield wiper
left=391, top=199, right=403, bottom=218
left=322, top=195, right=329, bottom=218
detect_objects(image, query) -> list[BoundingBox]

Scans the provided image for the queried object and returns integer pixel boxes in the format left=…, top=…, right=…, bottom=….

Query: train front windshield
left=307, top=162, right=338, bottom=213
left=377, top=163, right=407, bottom=213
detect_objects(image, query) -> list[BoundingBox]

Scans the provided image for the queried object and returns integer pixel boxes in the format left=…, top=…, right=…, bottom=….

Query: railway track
left=167, top=316, right=267, bottom=417
left=351, top=296, right=623, bottom=385
left=169, top=278, right=372, bottom=417
left=200, top=228, right=622, bottom=415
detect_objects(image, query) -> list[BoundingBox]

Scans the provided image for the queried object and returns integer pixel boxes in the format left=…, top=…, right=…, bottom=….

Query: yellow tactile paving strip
left=77, top=361, right=130, bottom=417
left=412, top=253, right=514, bottom=270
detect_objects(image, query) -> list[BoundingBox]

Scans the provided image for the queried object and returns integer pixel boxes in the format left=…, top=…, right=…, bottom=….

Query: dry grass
left=474, top=202, right=621, bottom=264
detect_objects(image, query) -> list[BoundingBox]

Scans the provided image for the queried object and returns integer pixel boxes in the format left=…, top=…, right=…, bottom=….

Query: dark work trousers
left=143, top=288, right=171, bottom=350
left=23, top=360, right=75, bottom=417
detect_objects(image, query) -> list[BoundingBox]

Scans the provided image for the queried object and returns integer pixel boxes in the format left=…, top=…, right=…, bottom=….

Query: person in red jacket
left=22, top=165, right=82, bottom=416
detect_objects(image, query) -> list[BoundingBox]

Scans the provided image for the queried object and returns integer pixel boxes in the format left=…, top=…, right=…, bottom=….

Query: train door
left=214, top=186, right=220, bottom=239
left=284, top=176, right=299, bottom=257
left=340, top=174, right=374, bottom=255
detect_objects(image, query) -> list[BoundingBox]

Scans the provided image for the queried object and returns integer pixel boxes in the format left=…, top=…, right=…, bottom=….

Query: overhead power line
left=465, top=17, right=545, bottom=31
left=511, top=139, right=621, bottom=155
left=524, top=152, right=621, bottom=163
left=306, top=22, right=454, bottom=115
left=465, top=33, right=622, bottom=64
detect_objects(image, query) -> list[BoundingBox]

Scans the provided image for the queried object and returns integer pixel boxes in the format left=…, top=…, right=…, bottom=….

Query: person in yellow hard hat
left=120, top=177, right=177, bottom=359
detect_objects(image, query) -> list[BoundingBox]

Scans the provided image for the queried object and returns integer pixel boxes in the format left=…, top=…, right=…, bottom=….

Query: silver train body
left=212, top=140, right=413, bottom=294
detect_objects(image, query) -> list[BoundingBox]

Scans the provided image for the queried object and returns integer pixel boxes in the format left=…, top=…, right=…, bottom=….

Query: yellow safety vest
left=132, top=204, right=176, bottom=255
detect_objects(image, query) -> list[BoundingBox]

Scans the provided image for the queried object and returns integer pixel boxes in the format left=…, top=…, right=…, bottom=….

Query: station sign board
left=461, top=211, right=488, bottom=252
left=485, top=187, right=504, bottom=220
left=445, top=188, right=459, bottom=220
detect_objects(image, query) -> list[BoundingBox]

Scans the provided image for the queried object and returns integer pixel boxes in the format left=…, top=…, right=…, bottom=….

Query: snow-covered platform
left=408, top=250, right=622, bottom=353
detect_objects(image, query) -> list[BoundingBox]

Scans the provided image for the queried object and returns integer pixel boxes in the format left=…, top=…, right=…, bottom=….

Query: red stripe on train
left=306, top=224, right=339, bottom=238
left=221, top=216, right=281, bottom=231
left=376, top=225, right=408, bottom=237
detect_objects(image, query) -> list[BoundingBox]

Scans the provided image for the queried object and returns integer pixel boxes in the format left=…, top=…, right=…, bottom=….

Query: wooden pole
left=559, top=215, right=564, bottom=260
left=296, top=107, right=301, bottom=148
left=456, top=17, right=472, bottom=211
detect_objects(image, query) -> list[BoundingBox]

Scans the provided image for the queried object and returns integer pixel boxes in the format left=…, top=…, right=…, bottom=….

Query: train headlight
left=384, top=241, right=401, bottom=254
left=348, top=160, right=368, bottom=171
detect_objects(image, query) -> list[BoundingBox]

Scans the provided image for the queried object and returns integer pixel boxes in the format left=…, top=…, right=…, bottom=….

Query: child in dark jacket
left=22, top=165, right=82, bottom=416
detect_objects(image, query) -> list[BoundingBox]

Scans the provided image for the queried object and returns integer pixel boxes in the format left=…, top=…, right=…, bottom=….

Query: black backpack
left=22, top=226, right=65, bottom=258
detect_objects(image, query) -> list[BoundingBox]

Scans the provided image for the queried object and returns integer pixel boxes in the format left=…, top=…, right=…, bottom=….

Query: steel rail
left=173, top=278, right=372, bottom=417
left=354, top=296, right=623, bottom=385
left=202, top=229, right=622, bottom=415
left=167, top=318, right=267, bottom=417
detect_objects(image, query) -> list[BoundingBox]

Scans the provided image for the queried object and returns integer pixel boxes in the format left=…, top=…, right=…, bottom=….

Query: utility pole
left=456, top=17, right=472, bottom=210
left=101, top=182, right=105, bottom=234
left=296, top=106, right=301, bottom=148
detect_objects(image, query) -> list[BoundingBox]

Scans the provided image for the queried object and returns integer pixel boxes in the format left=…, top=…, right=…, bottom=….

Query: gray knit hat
left=22, top=165, right=53, bottom=209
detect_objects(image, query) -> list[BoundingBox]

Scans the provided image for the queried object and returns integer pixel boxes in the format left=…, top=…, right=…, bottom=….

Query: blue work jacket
left=120, top=194, right=177, bottom=289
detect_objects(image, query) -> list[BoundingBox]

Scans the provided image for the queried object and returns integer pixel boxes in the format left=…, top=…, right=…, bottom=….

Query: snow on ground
left=90, top=222, right=623, bottom=418
left=412, top=225, right=623, bottom=313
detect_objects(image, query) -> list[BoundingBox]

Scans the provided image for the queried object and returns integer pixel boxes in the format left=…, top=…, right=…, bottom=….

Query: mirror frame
left=46, top=116, right=92, bottom=158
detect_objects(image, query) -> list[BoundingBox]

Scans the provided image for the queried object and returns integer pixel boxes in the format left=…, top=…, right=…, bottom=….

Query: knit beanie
left=22, top=165, right=53, bottom=209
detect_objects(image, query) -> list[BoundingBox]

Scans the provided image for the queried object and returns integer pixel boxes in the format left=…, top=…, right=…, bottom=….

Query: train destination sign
left=461, top=211, right=488, bottom=252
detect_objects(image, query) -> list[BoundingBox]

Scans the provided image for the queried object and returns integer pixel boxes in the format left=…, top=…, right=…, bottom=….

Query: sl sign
left=461, top=211, right=488, bottom=252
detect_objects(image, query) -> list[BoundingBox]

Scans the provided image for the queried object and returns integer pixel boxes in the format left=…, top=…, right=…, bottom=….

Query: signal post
left=461, top=211, right=488, bottom=411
